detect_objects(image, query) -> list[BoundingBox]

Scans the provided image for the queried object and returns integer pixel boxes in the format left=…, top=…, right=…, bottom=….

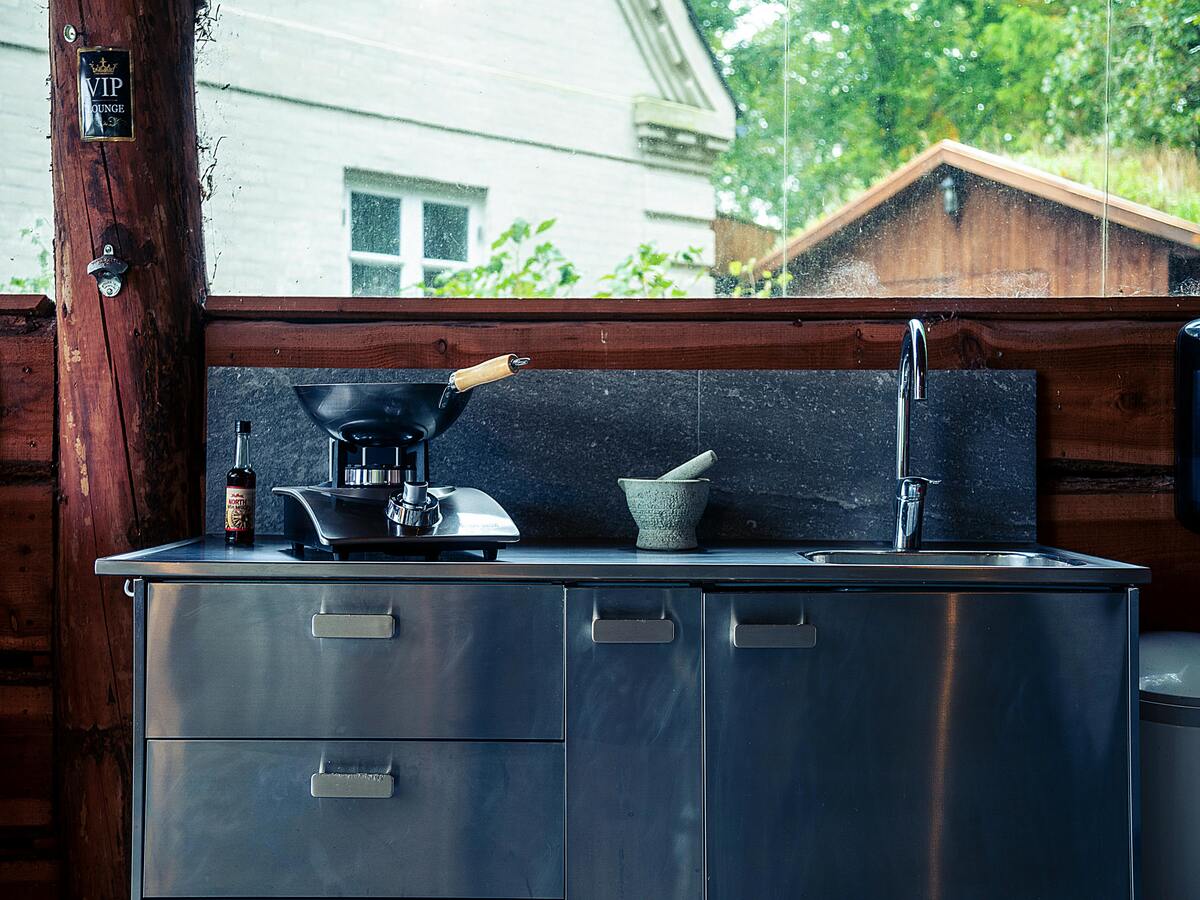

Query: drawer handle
left=310, top=772, right=394, bottom=799
left=311, top=613, right=395, bottom=639
left=592, top=618, right=675, bottom=644
left=734, top=623, right=817, bottom=649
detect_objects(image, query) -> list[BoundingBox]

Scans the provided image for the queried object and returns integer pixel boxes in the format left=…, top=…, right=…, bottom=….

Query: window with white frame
left=347, top=180, right=483, bottom=296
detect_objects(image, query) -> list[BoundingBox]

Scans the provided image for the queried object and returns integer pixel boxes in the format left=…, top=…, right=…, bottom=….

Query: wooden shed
left=759, top=140, right=1200, bottom=297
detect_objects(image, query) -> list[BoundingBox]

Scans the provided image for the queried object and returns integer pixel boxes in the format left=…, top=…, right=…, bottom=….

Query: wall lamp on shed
left=940, top=174, right=961, bottom=219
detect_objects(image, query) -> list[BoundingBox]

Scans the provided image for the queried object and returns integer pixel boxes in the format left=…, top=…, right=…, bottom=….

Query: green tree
left=696, top=0, right=1078, bottom=232
left=1045, top=0, right=1200, bottom=149
left=693, top=0, right=1200, bottom=229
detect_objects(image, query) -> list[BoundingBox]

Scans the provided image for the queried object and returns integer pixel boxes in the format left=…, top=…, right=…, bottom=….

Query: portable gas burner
left=273, top=355, right=528, bottom=560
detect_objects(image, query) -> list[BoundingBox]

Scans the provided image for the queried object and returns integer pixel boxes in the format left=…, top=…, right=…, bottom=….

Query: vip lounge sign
left=78, top=48, right=133, bottom=141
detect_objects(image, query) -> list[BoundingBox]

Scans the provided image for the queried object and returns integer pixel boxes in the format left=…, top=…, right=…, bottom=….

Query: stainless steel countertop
left=96, top=536, right=1150, bottom=586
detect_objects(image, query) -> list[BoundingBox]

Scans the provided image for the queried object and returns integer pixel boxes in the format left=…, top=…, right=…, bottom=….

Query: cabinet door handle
left=310, top=772, right=394, bottom=799
left=734, top=623, right=817, bottom=649
left=311, top=613, right=395, bottom=639
left=592, top=618, right=675, bottom=644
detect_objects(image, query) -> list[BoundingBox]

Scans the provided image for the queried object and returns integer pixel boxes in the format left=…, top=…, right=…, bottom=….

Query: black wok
left=294, top=382, right=471, bottom=447
left=294, top=354, right=528, bottom=448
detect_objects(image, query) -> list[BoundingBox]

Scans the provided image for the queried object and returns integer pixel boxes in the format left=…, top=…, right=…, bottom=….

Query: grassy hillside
left=1009, top=141, right=1200, bottom=224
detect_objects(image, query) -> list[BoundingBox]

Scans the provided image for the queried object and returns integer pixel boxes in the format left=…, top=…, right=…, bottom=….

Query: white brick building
left=0, top=1, right=736, bottom=296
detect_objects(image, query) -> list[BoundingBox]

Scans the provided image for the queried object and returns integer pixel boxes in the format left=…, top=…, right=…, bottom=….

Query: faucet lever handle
left=896, top=475, right=939, bottom=500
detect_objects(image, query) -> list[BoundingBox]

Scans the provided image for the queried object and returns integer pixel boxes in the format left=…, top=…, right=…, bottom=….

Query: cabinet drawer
left=143, top=739, right=564, bottom=898
left=145, top=582, right=564, bottom=739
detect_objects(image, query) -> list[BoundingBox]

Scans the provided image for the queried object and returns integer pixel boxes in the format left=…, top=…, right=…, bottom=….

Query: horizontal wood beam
left=204, top=295, right=1200, bottom=323
left=0, top=295, right=54, bottom=318
left=206, top=316, right=1180, bottom=468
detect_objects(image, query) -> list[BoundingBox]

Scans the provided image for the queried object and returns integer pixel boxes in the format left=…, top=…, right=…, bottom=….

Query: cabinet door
left=567, top=586, right=702, bottom=900
left=705, top=590, right=1132, bottom=900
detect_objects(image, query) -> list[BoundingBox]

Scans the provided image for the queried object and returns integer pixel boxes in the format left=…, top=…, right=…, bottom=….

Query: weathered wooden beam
left=49, top=3, right=205, bottom=898
left=204, top=294, right=1200, bottom=322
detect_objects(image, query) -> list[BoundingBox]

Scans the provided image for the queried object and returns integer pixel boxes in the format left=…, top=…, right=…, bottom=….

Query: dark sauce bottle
left=224, top=420, right=256, bottom=546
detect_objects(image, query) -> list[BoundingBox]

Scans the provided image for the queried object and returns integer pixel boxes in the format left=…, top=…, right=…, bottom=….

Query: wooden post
left=48, top=2, right=205, bottom=897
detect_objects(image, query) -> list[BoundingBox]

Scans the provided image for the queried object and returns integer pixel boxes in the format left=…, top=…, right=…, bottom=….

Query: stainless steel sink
left=802, top=549, right=1083, bottom=568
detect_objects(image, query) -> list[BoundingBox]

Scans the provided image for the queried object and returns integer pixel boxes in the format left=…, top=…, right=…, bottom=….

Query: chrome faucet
left=893, top=319, right=933, bottom=550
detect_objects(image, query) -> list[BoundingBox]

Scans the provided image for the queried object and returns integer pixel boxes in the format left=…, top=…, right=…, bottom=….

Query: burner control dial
left=385, top=481, right=441, bottom=532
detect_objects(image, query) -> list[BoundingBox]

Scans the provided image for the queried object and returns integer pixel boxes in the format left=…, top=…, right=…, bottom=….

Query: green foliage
left=687, top=0, right=743, bottom=41
left=423, top=218, right=580, bottom=298
left=596, top=244, right=704, bottom=298
left=724, top=258, right=792, bottom=298
left=689, top=0, right=1200, bottom=232
left=2, top=218, right=53, bottom=295
left=420, top=219, right=704, bottom=299
left=1047, top=0, right=1200, bottom=149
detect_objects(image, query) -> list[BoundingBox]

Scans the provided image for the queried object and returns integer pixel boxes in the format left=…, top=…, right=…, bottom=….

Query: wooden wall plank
left=0, top=295, right=56, bottom=900
left=205, top=316, right=1180, bottom=466
left=0, top=860, right=60, bottom=900
left=0, top=296, right=54, bottom=317
left=1040, top=492, right=1200, bottom=632
left=0, top=484, right=55, bottom=653
left=0, top=683, right=54, bottom=836
left=0, top=318, right=55, bottom=464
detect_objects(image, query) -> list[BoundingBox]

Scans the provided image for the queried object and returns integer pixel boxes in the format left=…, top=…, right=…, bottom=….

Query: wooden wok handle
left=450, top=354, right=529, bottom=392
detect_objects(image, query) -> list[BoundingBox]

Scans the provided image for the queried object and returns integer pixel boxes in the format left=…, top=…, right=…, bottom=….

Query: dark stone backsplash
left=206, top=367, right=1036, bottom=544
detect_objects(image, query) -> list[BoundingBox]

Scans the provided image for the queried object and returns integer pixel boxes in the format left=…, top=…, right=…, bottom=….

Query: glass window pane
left=1100, top=0, right=1199, bottom=296
left=423, top=202, right=469, bottom=262
left=0, top=3, right=53, bottom=296
left=351, top=262, right=401, bottom=296
left=350, top=193, right=400, bottom=256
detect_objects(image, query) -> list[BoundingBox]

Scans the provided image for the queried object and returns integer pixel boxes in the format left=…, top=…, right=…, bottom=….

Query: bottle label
left=225, top=486, right=256, bottom=532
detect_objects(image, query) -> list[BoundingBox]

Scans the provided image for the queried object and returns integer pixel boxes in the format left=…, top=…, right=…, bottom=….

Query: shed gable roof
left=759, top=140, right=1200, bottom=272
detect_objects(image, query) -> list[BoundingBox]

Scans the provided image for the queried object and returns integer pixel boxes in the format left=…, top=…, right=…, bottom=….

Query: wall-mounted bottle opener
left=87, top=244, right=128, bottom=297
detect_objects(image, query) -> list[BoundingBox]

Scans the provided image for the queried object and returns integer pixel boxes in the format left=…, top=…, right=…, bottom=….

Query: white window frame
left=345, top=178, right=485, bottom=297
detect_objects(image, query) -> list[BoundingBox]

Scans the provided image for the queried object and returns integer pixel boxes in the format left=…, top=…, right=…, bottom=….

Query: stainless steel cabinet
left=705, top=589, right=1134, bottom=900
left=145, top=581, right=564, bottom=739
left=143, top=739, right=564, bottom=898
left=566, top=586, right=703, bottom=899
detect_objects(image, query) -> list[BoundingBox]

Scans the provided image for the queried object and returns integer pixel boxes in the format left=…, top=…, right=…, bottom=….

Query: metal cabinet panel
left=566, top=586, right=703, bottom=900
left=705, top=589, right=1133, bottom=900
left=143, top=739, right=564, bottom=898
left=145, top=582, right=563, bottom=739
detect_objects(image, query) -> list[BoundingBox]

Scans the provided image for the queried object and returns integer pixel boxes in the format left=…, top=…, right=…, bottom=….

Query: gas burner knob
left=401, top=480, right=429, bottom=508
left=386, top=481, right=440, bottom=531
